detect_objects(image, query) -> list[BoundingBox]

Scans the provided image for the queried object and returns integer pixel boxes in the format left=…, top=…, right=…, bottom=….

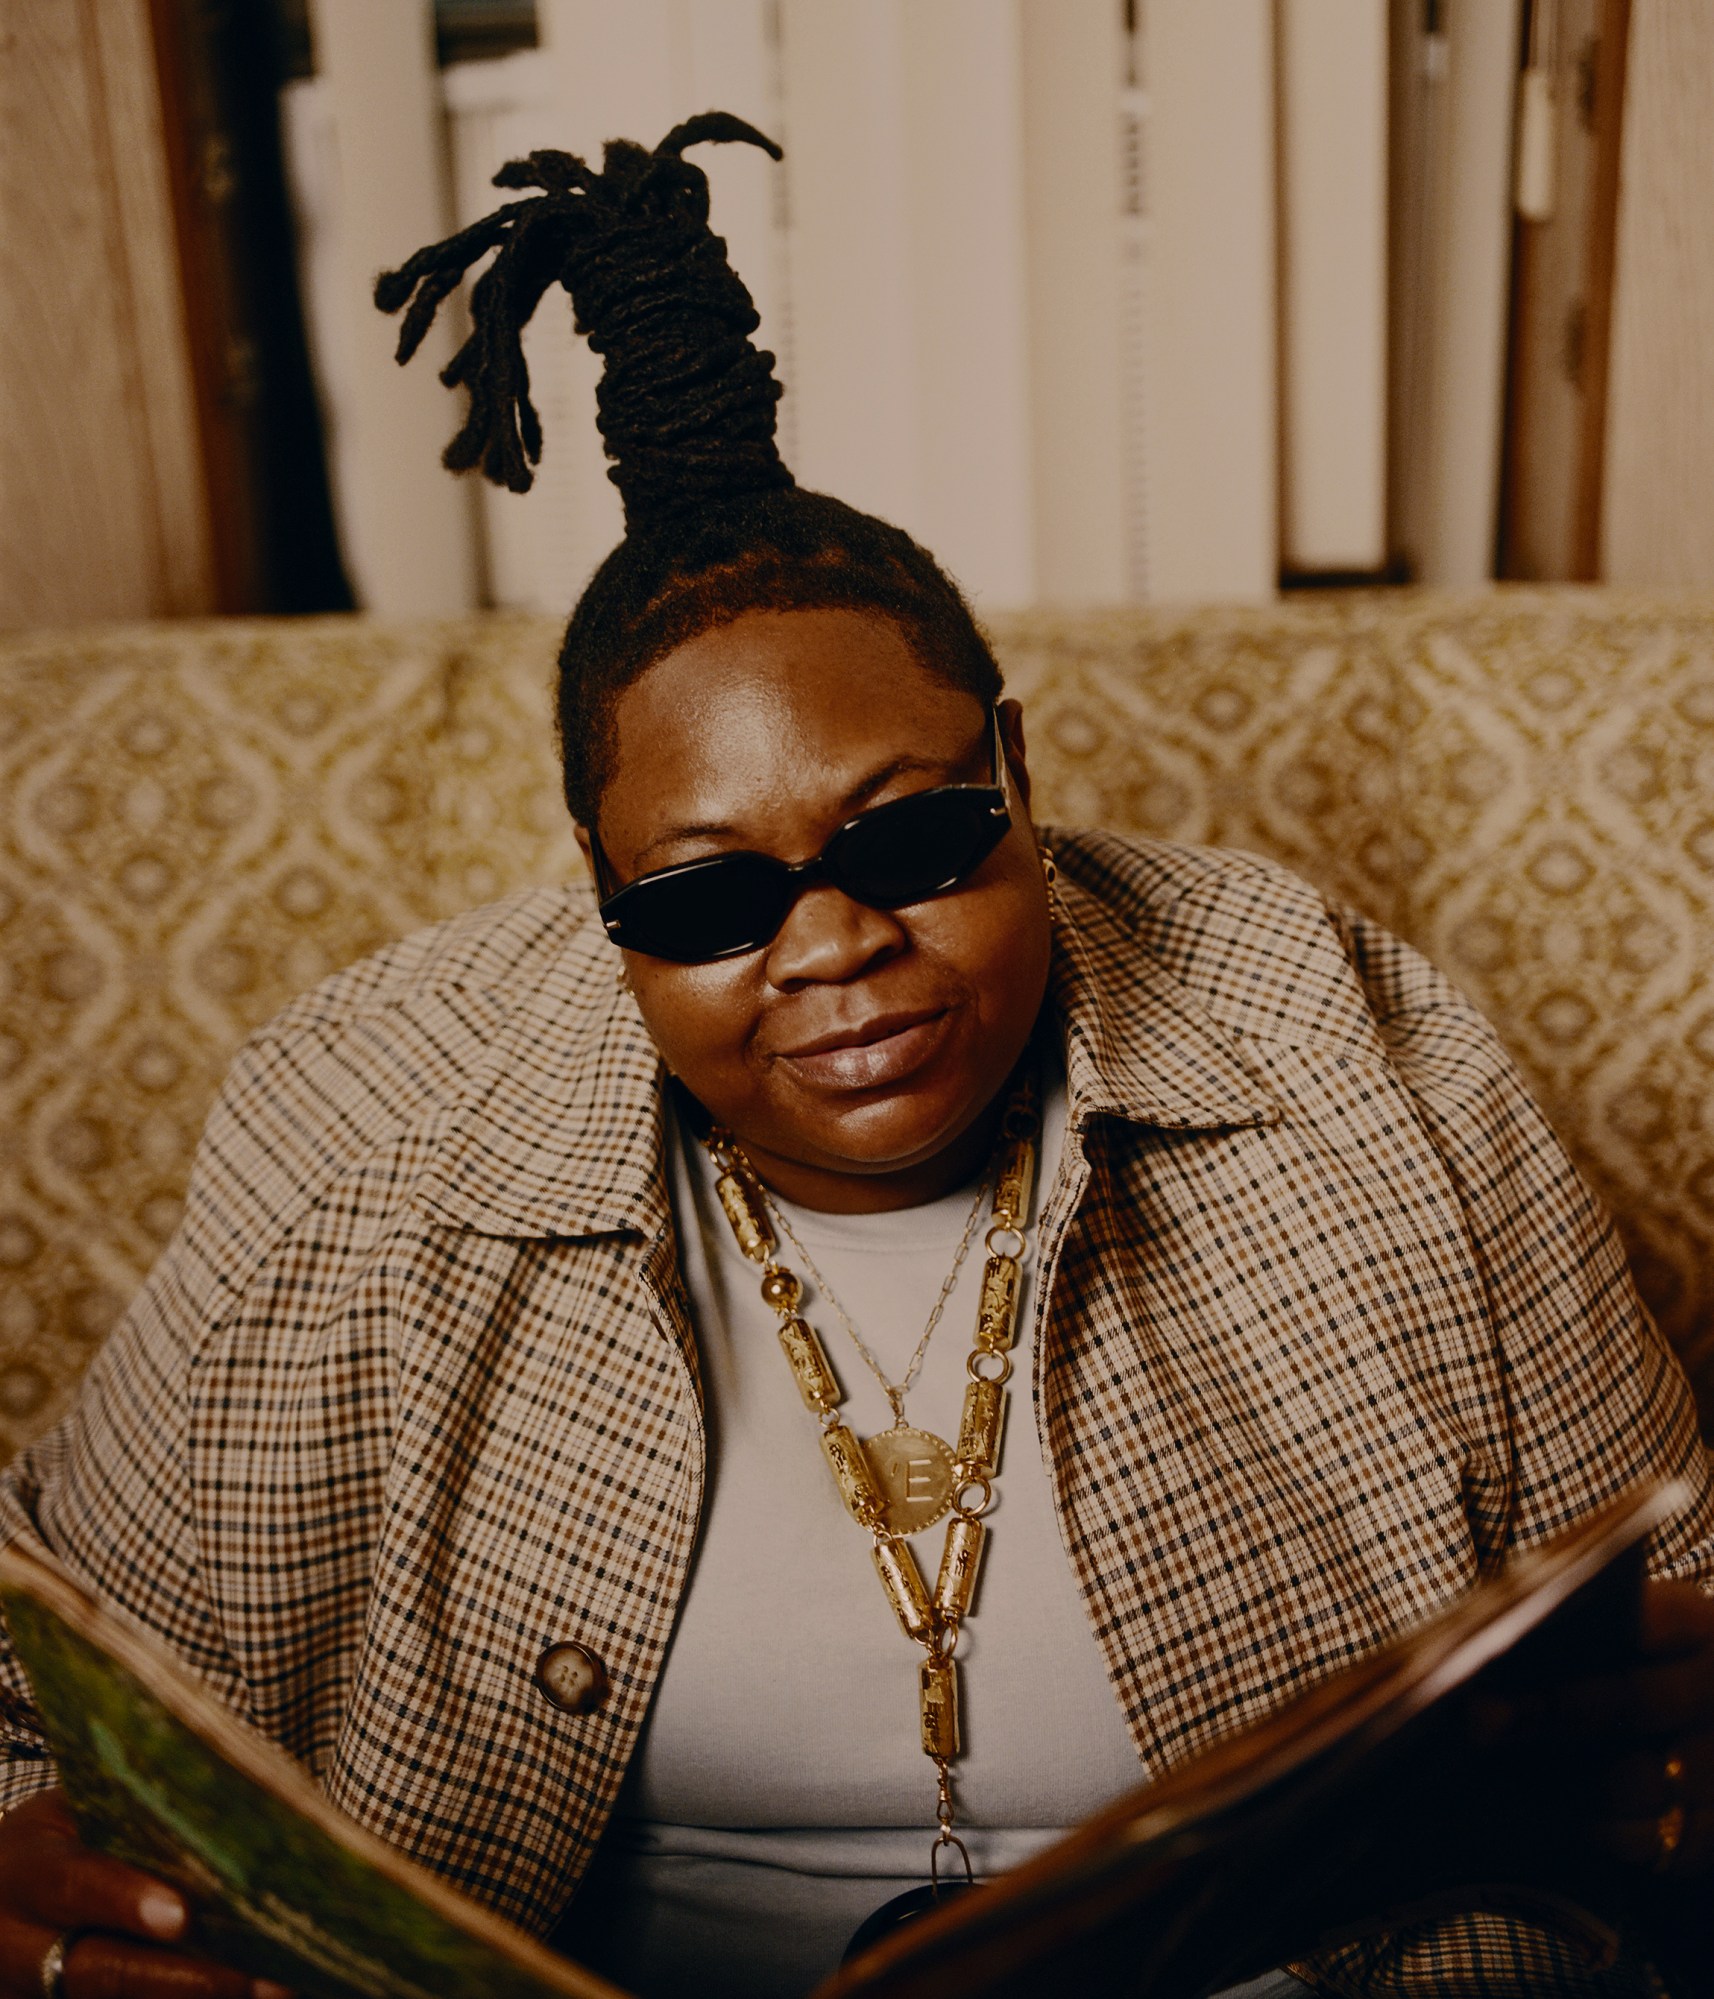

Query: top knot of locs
left=374, top=111, right=794, bottom=528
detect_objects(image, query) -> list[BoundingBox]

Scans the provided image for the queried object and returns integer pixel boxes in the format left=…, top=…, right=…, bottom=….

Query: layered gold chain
left=701, top=1074, right=1039, bottom=1878
left=765, top=1174, right=989, bottom=1428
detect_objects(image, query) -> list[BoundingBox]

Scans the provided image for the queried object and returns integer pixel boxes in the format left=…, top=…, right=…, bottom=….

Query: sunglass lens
left=608, top=853, right=788, bottom=962
left=834, top=790, right=1008, bottom=905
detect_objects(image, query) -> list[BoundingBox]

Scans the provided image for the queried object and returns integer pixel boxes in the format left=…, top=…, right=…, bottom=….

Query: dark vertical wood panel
left=0, top=0, right=213, bottom=625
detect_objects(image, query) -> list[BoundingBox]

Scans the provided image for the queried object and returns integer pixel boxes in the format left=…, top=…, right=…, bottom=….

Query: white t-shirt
left=563, top=1062, right=1145, bottom=1998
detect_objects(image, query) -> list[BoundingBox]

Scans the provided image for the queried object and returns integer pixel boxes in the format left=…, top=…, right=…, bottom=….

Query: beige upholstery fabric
left=1, top=589, right=1711, bottom=1454
left=0, top=614, right=578, bottom=1449
left=1008, top=590, right=1714, bottom=1424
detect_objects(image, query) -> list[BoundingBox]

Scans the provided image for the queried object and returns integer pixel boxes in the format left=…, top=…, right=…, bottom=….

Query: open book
left=0, top=1480, right=1695, bottom=1999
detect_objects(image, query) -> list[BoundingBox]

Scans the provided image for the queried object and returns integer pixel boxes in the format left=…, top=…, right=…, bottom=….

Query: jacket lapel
left=1038, top=853, right=1499, bottom=1783
left=328, top=915, right=707, bottom=1926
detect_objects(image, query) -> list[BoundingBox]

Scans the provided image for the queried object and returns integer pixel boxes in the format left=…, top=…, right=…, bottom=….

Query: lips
left=774, top=1007, right=951, bottom=1091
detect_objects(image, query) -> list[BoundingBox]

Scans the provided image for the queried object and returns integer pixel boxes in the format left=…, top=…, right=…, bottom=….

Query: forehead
left=602, top=607, right=985, bottom=834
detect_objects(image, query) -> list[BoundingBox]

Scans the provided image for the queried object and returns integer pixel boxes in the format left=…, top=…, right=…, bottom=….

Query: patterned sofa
left=2, top=590, right=1712, bottom=1460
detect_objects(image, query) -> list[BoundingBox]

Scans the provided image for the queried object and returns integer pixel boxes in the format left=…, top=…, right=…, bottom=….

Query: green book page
left=0, top=1551, right=624, bottom=1999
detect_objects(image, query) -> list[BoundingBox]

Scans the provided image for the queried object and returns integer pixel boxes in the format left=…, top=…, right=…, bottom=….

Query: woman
left=0, top=117, right=1709, bottom=1999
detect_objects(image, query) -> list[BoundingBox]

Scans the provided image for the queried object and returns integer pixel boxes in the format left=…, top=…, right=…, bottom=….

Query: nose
left=765, top=882, right=907, bottom=987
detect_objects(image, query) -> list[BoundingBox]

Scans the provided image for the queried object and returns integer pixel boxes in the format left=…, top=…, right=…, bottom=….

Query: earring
left=1039, top=841, right=1064, bottom=920
left=614, top=955, right=633, bottom=994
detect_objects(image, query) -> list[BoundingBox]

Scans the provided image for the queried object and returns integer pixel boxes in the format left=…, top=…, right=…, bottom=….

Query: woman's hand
left=1476, top=1579, right=1714, bottom=1877
left=0, top=1789, right=287, bottom=1998
left=1550, top=1580, right=1714, bottom=1876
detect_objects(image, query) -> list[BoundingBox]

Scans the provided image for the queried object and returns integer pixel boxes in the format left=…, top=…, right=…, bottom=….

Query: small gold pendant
left=864, top=1426, right=956, bottom=1534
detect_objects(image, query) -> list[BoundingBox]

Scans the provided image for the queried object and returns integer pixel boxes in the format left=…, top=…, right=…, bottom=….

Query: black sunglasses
left=591, top=708, right=1015, bottom=963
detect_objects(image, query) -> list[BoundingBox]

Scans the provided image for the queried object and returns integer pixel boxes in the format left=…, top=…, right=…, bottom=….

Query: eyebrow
left=629, top=740, right=986, bottom=872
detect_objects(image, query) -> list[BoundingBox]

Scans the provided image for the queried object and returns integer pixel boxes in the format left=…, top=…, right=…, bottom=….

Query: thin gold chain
left=763, top=1172, right=990, bottom=1427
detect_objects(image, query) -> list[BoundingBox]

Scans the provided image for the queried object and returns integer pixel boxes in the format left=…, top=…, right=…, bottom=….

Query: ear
left=573, top=822, right=596, bottom=882
left=998, top=697, right=1033, bottom=811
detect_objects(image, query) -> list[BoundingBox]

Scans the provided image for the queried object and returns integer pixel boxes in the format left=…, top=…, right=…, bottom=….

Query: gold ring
left=1655, top=1747, right=1688, bottom=1873
left=39, top=1932, right=73, bottom=1999
left=1655, top=1803, right=1687, bottom=1871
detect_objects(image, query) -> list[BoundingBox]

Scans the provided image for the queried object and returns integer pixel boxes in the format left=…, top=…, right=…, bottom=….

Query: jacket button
left=535, top=1642, right=608, bottom=1715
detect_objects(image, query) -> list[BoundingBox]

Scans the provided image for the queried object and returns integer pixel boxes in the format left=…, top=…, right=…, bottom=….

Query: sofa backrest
left=2, top=589, right=1711, bottom=1451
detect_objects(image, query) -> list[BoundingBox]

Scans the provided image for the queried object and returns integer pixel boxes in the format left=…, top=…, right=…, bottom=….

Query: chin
left=788, top=1071, right=998, bottom=1178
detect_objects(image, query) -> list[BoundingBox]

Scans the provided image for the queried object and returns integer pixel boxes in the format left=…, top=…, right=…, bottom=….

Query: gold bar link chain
left=702, top=1063, right=1038, bottom=1881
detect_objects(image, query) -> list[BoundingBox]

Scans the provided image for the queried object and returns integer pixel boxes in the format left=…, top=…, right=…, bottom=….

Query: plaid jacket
left=1, top=832, right=1709, bottom=1995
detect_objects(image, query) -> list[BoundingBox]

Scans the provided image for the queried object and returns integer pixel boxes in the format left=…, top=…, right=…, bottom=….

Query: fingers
left=0, top=1796, right=188, bottom=1948
left=1541, top=1651, right=1714, bottom=1737
left=1577, top=1735, right=1714, bottom=1870
left=1573, top=1788, right=1714, bottom=1878
left=0, top=1920, right=263, bottom=1999
left=1586, top=1737, right=1701, bottom=1815
left=1556, top=1580, right=1714, bottom=1737
left=62, top=1933, right=283, bottom=1999
left=1637, top=1579, right=1714, bottom=1655
left=22, top=1843, right=189, bottom=1947
left=0, top=1795, right=292, bottom=1998
left=1578, top=1811, right=1714, bottom=1877
left=1461, top=1578, right=1714, bottom=1878
left=1476, top=1715, right=1714, bottom=1877
left=1471, top=1581, right=1714, bottom=1747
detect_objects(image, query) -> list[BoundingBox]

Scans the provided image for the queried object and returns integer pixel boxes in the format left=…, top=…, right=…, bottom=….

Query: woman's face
left=583, top=607, right=1053, bottom=1211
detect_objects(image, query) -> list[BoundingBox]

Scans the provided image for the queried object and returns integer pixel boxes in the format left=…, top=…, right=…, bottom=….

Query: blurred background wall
left=4, top=0, right=1712, bottom=630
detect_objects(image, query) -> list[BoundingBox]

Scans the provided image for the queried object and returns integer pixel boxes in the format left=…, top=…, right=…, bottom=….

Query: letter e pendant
left=864, top=1427, right=956, bottom=1534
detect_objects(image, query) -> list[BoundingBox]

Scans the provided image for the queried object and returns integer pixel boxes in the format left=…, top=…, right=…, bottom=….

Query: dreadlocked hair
left=377, top=112, right=1001, bottom=829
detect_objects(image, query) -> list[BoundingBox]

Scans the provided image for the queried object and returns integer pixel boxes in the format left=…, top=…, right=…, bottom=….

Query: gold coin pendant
left=864, top=1427, right=957, bottom=1534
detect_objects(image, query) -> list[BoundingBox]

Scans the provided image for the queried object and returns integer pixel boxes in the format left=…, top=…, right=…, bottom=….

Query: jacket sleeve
left=1332, top=903, right=1714, bottom=1586
left=0, top=1044, right=284, bottom=1807
left=0, top=1275, right=244, bottom=1809
left=1298, top=908, right=1714, bottom=1999
left=0, top=904, right=517, bottom=1817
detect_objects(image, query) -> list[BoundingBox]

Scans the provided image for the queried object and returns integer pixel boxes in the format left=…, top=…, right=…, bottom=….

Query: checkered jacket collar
left=421, top=872, right=1276, bottom=1242
left=417, top=917, right=674, bottom=1242
left=1048, top=877, right=1279, bottom=1132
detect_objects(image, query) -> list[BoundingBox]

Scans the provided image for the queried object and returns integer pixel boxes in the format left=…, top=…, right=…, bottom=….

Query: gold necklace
left=702, top=1072, right=1040, bottom=1883
left=762, top=1176, right=989, bottom=1534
